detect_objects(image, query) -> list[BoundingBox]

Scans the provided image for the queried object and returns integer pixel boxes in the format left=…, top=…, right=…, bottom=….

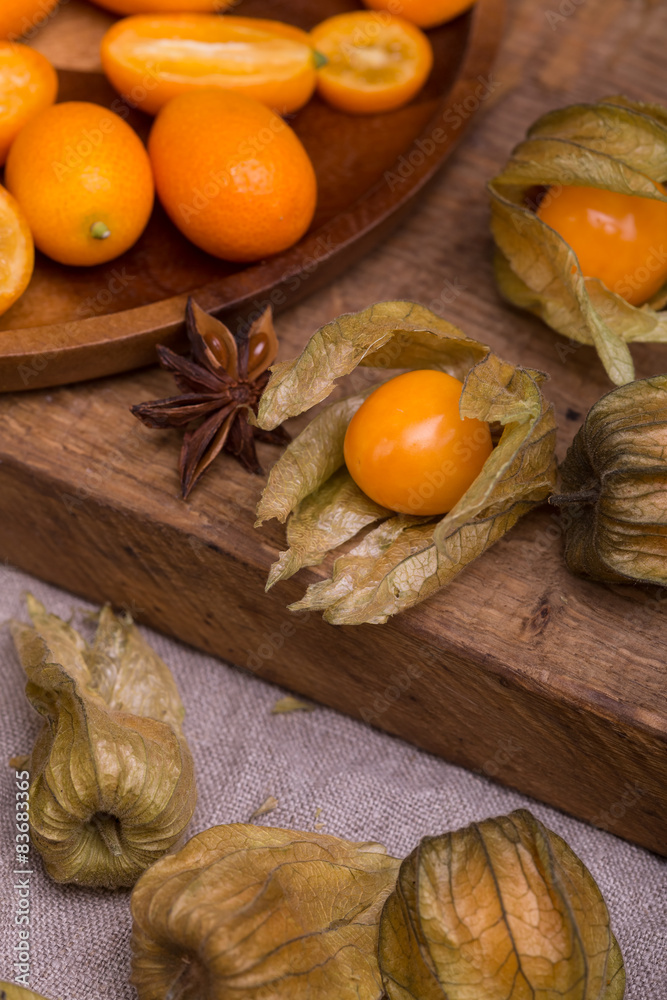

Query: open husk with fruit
left=489, top=96, right=667, bottom=386
left=255, top=301, right=557, bottom=624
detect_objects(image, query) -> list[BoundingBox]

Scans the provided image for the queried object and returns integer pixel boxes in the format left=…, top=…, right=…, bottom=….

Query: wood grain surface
left=1, top=0, right=666, bottom=854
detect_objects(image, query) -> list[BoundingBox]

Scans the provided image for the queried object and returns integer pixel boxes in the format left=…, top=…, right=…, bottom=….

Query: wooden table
left=2, top=0, right=665, bottom=855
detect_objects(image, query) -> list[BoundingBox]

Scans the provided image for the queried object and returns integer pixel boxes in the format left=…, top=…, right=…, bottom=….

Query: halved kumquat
left=101, top=15, right=319, bottom=116
left=0, top=42, right=58, bottom=164
left=310, top=11, right=433, bottom=115
left=0, top=184, right=34, bottom=318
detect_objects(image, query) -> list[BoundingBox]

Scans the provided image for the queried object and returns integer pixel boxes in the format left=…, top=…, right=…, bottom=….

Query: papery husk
left=10, top=596, right=197, bottom=890
left=256, top=301, right=557, bottom=624
left=130, top=823, right=401, bottom=1000
left=550, top=374, right=667, bottom=585
left=0, top=985, right=52, bottom=1000
left=489, top=97, right=667, bottom=386
left=379, top=809, right=625, bottom=1000
left=265, top=467, right=391, bottom=589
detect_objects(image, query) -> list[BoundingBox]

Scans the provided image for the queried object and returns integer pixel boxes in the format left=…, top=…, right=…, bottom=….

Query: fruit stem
left=165, top=956, right=207, bottom=1000
left=313, top=49, right=328, bottom=69
left=90, top=221, right=111, bottom=240
left=549, top=489, right=599, bottom=507
left=165, top=960, right=191, bottom=1000
left=91, top=813, right=123, bottom=856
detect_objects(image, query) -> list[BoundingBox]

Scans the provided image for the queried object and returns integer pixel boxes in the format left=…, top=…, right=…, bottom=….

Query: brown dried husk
left=379, top=809, right=625, bottom=1000
left=0, top=984, right=52, bottom=1000
left=10, top=596, right=197, bottom=890
left=255, top=301, right=557, bottom=624
left=550, top=374, right=667, bottom=584
left=129, top=811, right=624, bottom=1000
left=130, top=824, right=401, bottom=1000
left=489, top=96, right=667, bottom=386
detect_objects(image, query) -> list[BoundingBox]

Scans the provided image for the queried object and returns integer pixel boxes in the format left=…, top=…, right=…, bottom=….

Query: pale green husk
left=256, top=302, right=557, bottom=625
left=489, top=96, right=667, bottom=385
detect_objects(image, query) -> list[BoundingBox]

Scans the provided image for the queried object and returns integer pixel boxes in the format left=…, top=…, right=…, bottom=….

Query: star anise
left=131, top=298, right=290, bottom=499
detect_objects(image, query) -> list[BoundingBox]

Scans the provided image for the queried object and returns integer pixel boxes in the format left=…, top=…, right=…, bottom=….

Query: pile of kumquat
left=0, top=0, right=469, bottom=318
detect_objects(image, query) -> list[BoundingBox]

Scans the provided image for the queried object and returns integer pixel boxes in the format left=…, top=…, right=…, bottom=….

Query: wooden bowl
left=0, top=0, right=504, bottom=392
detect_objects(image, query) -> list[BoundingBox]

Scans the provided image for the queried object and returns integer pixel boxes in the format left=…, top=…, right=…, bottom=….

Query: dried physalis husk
left=0, top=985, right=51, bottom=1000
left=379, top=809, right=625, bottom=1000
left=130, top=824, right=401, bottom=1000
left=10, top=595, right=197, bottom=890
left=255, top=300, right=557, bottom=624
left=550, top=375, right=667, bottom=585
left=489, top=96, right=667, bottom=385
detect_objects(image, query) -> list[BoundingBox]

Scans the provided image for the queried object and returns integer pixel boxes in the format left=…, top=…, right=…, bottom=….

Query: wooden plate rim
left=0, top=0, right=505, bottom=392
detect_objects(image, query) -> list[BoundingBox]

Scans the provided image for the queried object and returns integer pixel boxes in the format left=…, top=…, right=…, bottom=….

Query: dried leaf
left=8, top=754, right=30, bottom=769
left=0, top=986, right=52, bottom=1000
left=436, top=355, right=557, bottom=531
left=528, top=100, right=667, bottom=178
left=10, top=596, right=196, bottom=889
left=289, top=515, right=428, bottom=617
left=489, top=96, right=667, bottom=384
left=550, top=375, right=667, bottom=585
left=286, top=353, right=556, bottom=625
left=90, top=604, right=187, bottom=727
left=604, top=93, right=667, bottom=130
left=271, top=696, right=314, bottom=714
left=310, top=502, right=544, bottom=626
left=584, top=277, right=667, bottom=344
left=256, top=392, right=369, bottom=525
left=490, top=194, right=637, bottom=386
left=496, top=137, right=667, bottom=200
left=605, top=937, right=628, bottom=1000
left=266, top=467, right=390, bottom=588
left=257, top=301, right=488, bottom=430
left=379, top=849, right=442, bottom=1000
left=249, top=795, right=279, bottom=819
left=130, top=824, right=401, bottom=1000
left=379, top=809, right=625, bottom=1000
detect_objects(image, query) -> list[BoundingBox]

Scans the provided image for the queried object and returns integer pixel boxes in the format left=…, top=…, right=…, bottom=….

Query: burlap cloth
left=1, top=566, right=665, bottom=999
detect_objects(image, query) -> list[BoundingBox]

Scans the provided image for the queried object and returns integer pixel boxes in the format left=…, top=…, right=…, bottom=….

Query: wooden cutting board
left=1, top=0, right=666, bottom=855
